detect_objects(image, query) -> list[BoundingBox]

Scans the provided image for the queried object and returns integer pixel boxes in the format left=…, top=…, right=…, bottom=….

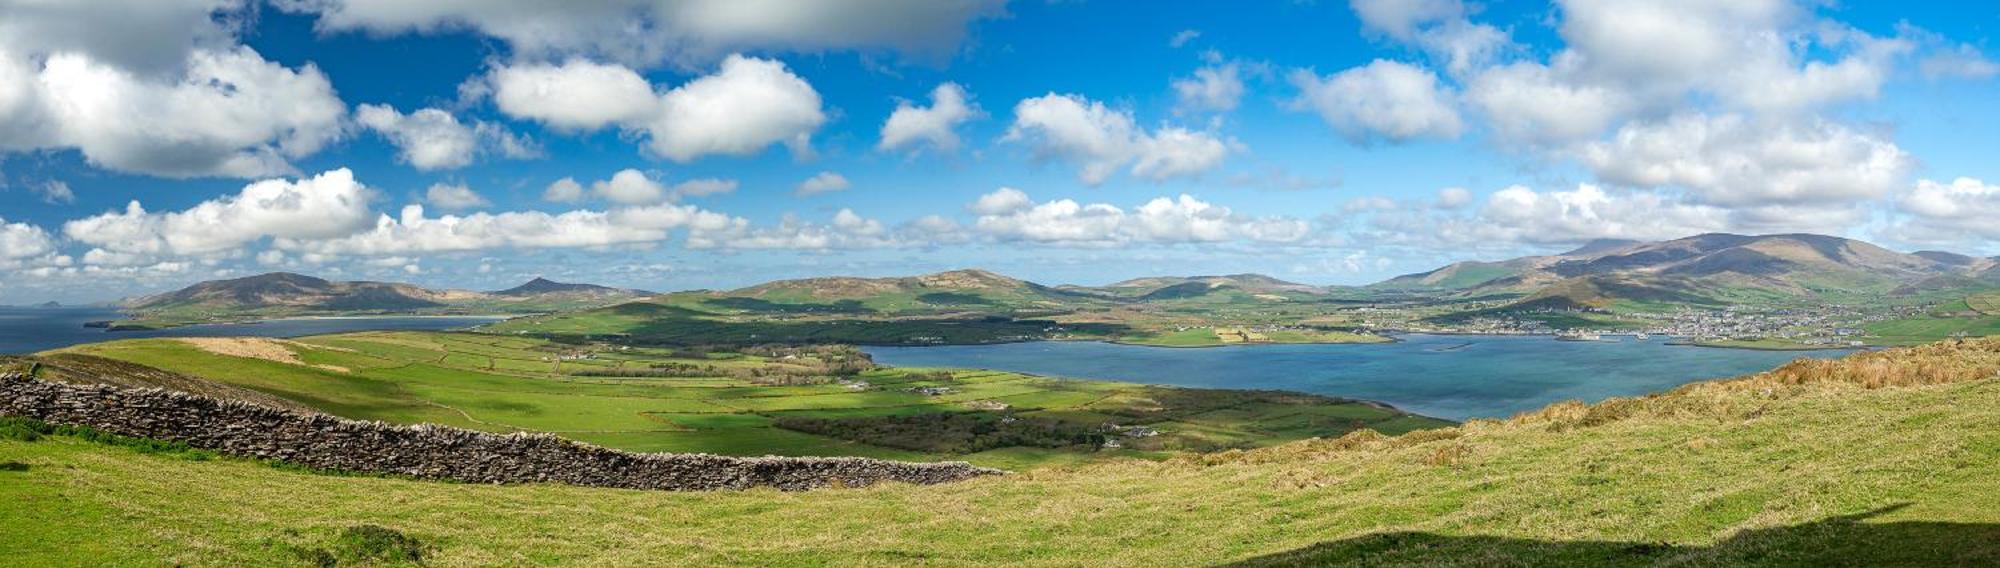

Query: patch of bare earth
left=176, top=338, right=350, bottom=373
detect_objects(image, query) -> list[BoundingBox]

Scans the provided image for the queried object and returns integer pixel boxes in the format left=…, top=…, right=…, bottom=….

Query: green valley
left=37, top=331, right=1446, bottom=470
left=4, top=337, right=1996, bottom=565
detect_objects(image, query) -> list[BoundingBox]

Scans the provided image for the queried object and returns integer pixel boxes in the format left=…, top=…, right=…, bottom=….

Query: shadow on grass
left=1221, top=505, right=2000, bottom=567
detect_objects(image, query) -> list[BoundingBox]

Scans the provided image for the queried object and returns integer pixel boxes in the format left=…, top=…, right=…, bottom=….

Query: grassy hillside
left=47, top=332, right=1443, bottom=470
left=3, top=338, right=1997, bottom=565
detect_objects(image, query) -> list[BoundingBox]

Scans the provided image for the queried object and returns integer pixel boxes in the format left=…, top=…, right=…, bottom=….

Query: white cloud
left=542, top=177, right=584, bottom=203
left=2, top=46, right=345, bottom=178
left=355, top=104, right=537, bottom=170
left=1436, top=187, right=1472, bottom=208
left=1169, top=29, right=1201, bottom=48
left=1466, top=58, right=1634, bottom=145
left=63, top=168, right=376, bottom=263
left=1347, top=0, right=1506, bottom=77
left=1889, top=177, right=2000, bottom=244
left=795, top=171, right=851, bottom=196
left=969, top=189, right=1310, bottom=246
left=1288, top=60, right=1462, bottom=143
left=590, top=169, right=670, bottom=205
left=33, top=180, right=75, bottom=204
left=969, top=187, right=1032, bottom=216
left=879, top=82, right=980, bottom=154
left=486, top=55, right=824, bottom=162
left=1920, top=44, right=2000, bottom=79
left=1349, top=0, right=1463, bottom=41
left=670, top=178, right=738, bottom=198
left=0, top=0, right=247, bottom=76
left=424, top=182, right=490, bottom=210
left=1477, top=184, right=1729, bottom=244
left=0, top=217, right=56, bottom=260
left=1004, top=93, right=1232, bottom=185
left=1579, top=113, right=1912, bottom=208
left=486, top=59, right=660, bottom=131
left=1172, top=60, right=1246, bottom=114
left=355, top=105, right=473, bottom=170
left=576, top=168, right=735, bottom=205
left=645, top=54, right=824, bottom=161
left=703, top=208, right=905, bottom=250
left=279, top=0, right=1007, bottom=69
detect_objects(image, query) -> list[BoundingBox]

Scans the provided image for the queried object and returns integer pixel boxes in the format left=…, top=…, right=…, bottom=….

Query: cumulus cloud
left=795, top=171, right=851, bottom=196
left=486, top=59, right=660, bottom=131
left=1005, top=93, right=1232, bottom=185
left=0, top=46, right=345, bottom=178
left=354, top=104, right=537, bottom=170
left=1466, top=59, right=1635, bottom=145
left=63, top=169, right=376, bottom=264
left=0, top=0, right=247, bottom=76
left=542, top=177, right=585, bottom=203
left=1579, top=113, right=1912, bottom=208
left=879, top=82, right=980, bottom=154
left=1889, top=177, right=2000, bottom=245
left=277, top=203, right=741, bottom=257
left=1347, top=0, right=1506, bottom=77
left=1288, top=60, right=1462, bottom=143
left=1476, top=184, right=1729, bottom=244
left=0, top=217, right=57, bottom=261
left=968, top=188, right=1310, bottom=246
left=576, top=168, right=736, bottom=205
left=590, top=169, right=671, bottom=205
left=646, top=55, right=824, bottom=161
left=1172, top=59, right=1247, bottom=114
left=1169, top=29, right=1201, bottom=48
left=424, top=182, right=490, bottom=210
left=278, top=0, right=1007, bottom=69
left=484, top=55, right=823, bottom=162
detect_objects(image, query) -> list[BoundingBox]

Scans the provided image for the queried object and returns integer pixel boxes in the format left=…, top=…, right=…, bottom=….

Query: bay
left=0, top=307, right=506, bottom=355
left=866, top=334, right=1854, bottom=420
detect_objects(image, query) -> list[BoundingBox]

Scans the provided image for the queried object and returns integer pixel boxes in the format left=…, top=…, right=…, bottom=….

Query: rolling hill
left=4, top=337, right=1997, bottom=565
left=115, top=273, right=652, bottom=328
left=1381, top=233, right=1997, bottom=309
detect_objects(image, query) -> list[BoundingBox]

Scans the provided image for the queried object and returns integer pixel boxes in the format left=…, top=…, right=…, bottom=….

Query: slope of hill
left=113, top=273, right=651, bottom=328
left=1386, top=234, right=1994, bottom=309
left=4, top=338, right=1996, bottom=565
left=493, top=277, right=648, bottom=298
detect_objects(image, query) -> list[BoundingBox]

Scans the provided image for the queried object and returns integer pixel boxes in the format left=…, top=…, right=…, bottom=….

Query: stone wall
left=0, top=374, right=998, bottom=491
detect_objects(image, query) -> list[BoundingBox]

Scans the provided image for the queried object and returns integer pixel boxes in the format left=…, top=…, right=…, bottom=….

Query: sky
left=1, top=0, right=1997, bottom=304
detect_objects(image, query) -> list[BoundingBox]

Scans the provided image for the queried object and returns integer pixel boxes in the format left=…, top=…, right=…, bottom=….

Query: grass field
left=4, top=338, right=1997, bottom=565
left=47, top=332, right=1445, bottom=469
left=1968, top=291, right=2000, bottom=316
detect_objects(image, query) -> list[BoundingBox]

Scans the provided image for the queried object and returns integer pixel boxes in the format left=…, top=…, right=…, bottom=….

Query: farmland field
left=46, top=331, right=1447, bottom=469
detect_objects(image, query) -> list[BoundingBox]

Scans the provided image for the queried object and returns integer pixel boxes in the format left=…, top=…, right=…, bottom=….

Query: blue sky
left=1, top=0, right=1997, bottom=303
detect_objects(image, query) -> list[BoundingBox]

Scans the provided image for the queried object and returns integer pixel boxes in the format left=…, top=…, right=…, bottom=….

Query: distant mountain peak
left=494, top=277, right=642, bottom=297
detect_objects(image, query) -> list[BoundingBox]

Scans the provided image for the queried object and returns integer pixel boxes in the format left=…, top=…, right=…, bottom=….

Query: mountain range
left=122, top=273, right=651, bottom=316
left=1374, top=233, right=1999, bottom=308
left=120, top=233, right=1999, bottom=322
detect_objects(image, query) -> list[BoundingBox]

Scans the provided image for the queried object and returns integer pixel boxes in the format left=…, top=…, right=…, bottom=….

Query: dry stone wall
left=0, top=374, right=998, bottom=491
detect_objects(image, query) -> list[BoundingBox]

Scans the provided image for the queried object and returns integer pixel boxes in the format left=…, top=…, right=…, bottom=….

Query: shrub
left=0, top=416, right=49, bottom=442
left=330, top=525, right=427, bottom=565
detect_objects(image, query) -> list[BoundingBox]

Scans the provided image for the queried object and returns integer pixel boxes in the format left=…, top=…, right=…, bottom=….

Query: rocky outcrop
left=0, top=374, right=998, bottom=491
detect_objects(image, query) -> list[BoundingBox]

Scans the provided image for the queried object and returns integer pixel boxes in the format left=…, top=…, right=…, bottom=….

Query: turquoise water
left=865, top=335, right=1854, bottom=420
left=0, top=307, right=507, bottom=355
